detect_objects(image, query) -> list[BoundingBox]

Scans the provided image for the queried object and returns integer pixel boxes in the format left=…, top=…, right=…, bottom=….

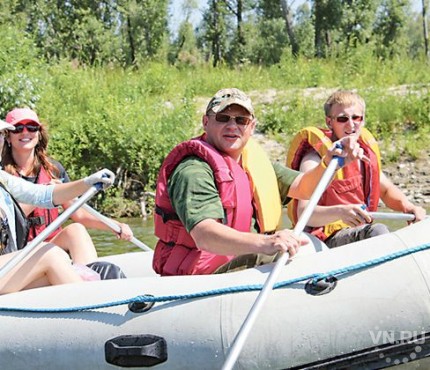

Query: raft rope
left=1, top=242, right=430, bottom=313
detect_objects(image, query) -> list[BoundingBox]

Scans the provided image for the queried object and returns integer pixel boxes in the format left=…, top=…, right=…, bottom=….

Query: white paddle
left=370, top=212, right=428, bottom=222
left=222, top=156, right=341, bottom=370
left=0, top=185, right=100, bottom=279
left=81, top=203, right=152, bottom=252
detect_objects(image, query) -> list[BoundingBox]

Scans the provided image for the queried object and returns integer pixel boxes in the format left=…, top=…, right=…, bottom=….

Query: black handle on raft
left=105, top=334, right=168, bottom=367
left=305, top=276, right=338, bottom=296
left=128, top=295, right=155, bottom=313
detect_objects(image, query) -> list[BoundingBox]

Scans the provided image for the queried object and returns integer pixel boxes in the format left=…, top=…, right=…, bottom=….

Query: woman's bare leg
left=0, top=243, right=82, bottom=294
left=50, top=223, right=98, bottom=264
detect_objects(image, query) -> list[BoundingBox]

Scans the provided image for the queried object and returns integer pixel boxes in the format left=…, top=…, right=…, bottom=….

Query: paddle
left=81, top=203, right=152, bottom=252
left=370, top=212, right=428, bottom=221
left=222, top=156, right=341, bottom=370
left=0, top=185, right=101, bottom=279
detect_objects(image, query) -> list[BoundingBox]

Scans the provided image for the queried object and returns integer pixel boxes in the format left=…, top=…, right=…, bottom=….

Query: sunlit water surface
left=90, top=207, right=429, bottom=257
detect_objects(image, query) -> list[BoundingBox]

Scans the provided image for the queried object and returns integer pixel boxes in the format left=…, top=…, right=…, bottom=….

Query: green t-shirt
left=168, top=156, right=300, bottom=233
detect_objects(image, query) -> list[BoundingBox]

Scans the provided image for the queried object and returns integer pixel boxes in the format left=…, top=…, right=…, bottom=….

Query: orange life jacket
left=286, top=127, right=381, bottom=241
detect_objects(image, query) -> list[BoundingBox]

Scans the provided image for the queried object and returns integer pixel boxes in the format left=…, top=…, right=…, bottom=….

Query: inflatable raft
left=1, top=219, right=430, bottom=369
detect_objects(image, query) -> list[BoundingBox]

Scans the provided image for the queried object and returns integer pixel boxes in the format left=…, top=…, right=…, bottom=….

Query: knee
left=39, top=244, right=72, bottom=265
left=48, top=245, right=71, bottom=260
left=63, top=223, right=87, bottom=234
left=59, top=223, right=92, bottom=242
left=369, top=223, right=390, bottom=237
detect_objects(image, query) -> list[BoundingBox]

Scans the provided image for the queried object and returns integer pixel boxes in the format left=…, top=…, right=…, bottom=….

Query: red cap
left=5, top=108, right=41, bottom=126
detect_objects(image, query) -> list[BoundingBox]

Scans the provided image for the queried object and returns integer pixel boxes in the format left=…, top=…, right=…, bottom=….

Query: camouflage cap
left=205, top=88, right=254, bottom=116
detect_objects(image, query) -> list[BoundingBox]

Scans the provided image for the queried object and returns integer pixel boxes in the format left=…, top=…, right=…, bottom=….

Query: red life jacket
left=286, top=127, right=381, bottom=241
left=25, top=166, right=62, bottom=242
left=153, top=135, right=254, bottom=276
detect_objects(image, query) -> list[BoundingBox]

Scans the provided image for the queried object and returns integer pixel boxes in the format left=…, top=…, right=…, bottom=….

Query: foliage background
left=0, top=0, right=429, bottom=216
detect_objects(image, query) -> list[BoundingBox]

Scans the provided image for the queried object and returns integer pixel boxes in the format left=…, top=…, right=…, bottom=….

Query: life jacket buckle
left=28, top=216, right=46, bottom=226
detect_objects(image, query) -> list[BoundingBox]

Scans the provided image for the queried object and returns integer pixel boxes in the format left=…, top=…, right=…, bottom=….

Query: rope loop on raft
left=1, top=242, right=429, bottom=313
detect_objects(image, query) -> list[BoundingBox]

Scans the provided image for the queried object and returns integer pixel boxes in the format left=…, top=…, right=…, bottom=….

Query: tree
left=223, top=0, right=257, bottom=64
left=312, top=0, right=342, bottom=57
left=294, top=2, right=315, bottom=57
left=120, top=0, right=169, bottom=66
left=170, top=20, right=201, bottom=66
left=374, top=0, right=410, bottom=57
left=312, top=0, right=383, bottom=57
left=422, top=0, right=429, bottom=58
left=340, top=0, right=376, bottom=47
left=280, top=0, right=299, bottom=55
left=2, top=0, right=121, bottom=65
left=201, top=0, right=229, bottom=66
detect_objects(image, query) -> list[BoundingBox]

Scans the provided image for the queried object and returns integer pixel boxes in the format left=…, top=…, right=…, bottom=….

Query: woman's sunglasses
left=212, top=112, right=252, bottom=126
left=11, top=123, right=41, bottom=134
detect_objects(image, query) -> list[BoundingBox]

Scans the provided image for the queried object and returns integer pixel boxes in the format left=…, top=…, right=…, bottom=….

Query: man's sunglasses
left=212, top=112, right=252, bottom=126
left=11, top=124, right=41, bottom=134
left=333, top=115, right=364, bottom=123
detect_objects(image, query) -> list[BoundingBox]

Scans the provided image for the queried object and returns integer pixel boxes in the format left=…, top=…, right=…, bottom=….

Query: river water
left=89, top=217, right=157, bottom=257
left=90, top=207, right=428, bottom=257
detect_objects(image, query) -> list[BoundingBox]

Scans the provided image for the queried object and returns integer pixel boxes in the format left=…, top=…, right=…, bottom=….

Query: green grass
left=3, top=56, right=429, bottom=215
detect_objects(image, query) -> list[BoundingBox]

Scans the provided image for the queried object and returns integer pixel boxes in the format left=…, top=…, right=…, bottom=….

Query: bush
left=0, top=25, right=43, bottom=115
left=2, top=57, right=428, bottom=216
left=36, top=64, right=197, bottom=214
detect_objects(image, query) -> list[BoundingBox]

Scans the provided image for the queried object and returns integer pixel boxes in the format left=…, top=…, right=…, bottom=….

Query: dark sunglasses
left=334, top=115, right=364, bottom=123
left=11, top=124, right=41, bottom=134
left=212, top=112, right=252, bottom=126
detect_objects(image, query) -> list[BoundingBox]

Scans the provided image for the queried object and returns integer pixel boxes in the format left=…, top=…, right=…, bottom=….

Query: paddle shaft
left=222, top=158, right=340, bottom=370
left=81, top=203, right=152, bottom=252
left=0, top=185, right=100, bottom=279
left=370, top=212, right=417, bottom=221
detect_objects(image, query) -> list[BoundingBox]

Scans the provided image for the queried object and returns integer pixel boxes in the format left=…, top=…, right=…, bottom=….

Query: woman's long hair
left=2, top=123, right=61, bottom=179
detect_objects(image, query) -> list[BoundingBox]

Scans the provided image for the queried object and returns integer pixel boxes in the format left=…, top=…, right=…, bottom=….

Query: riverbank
left=382, top=154, right=430, bottom=205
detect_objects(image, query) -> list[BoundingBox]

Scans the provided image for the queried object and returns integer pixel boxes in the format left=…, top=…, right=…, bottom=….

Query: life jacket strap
left=155, top=205, right=179, bottom=223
